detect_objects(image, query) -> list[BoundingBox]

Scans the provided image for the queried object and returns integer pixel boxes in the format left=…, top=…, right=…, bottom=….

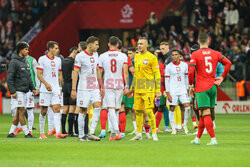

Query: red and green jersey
left=189, top=48, right=231, bottom=93
left=159, top=62, right=165, bottom=93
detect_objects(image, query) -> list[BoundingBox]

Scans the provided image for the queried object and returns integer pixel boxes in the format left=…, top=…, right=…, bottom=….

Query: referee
left=61, top=47, right=79, bottom=136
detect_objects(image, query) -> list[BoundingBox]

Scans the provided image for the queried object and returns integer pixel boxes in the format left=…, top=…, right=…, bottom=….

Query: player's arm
left=71, top=67, right=79, bottom=100
left=185, top=64, right=189, bottom=91
left=32, top=58, right=41, bottom=90
left=37, top=69, right=52, bottom=91
left=215, top=54, right=232, bottom=86
left=97, top=66, right=105, bottom=97
left=152, top=56, right=161, bottom=99
left=128, top=57, right=134, bottom=75
left=6, top=61, right=17, bottom=98
left=28, top=68, right=36, bottom=94
left=123, top=62, right=129, bottom=94
left=59, top=71, right=63, bottom=87
left=188, top=54, right=196, bottom=98
left=164, top=65, right=172, bottom=102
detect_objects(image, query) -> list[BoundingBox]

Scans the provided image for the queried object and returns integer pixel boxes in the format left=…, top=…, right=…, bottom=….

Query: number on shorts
left=110, top=59, right=117, bottom=73
left=205, top=56, right=212, bottom=73
left=177, top=76, right=181, bottom=81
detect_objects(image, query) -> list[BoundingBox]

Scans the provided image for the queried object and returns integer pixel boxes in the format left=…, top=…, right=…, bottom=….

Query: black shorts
left=62, top=82, right=76, bottom=106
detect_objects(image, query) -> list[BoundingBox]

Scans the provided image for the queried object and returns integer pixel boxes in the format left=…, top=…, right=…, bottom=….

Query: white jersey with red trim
left=74, top=50, right=99, bottom=91
left=165, top=61, right=189, bottom=95
left=99, top=50, right=128, bottom=89
left=37, top=55, right=62, bottom=93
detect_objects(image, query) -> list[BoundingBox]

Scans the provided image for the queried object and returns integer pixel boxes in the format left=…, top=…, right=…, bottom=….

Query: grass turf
left=0, top=113, right=249, bottom=167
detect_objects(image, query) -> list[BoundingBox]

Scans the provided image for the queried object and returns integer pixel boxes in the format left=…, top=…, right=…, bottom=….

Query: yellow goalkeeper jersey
left=132, top=51, right=161, bottom=93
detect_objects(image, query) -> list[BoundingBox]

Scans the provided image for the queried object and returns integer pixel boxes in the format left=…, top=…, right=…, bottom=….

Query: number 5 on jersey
left=205, top=56, right=212, bottom=73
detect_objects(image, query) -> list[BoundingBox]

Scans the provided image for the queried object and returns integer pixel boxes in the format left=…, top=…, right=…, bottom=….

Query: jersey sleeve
left=188, top=53, right=196, bottom=85
left=74, top=54, right=81, bottom=69
left=151, top=56, right=161, bottom=93
left=128, top=57, right=133, bottom=67
left=124, top=55, right=128, bottom=64
left=37, top=57, right=44, bottom=71
left=98, top=54, right=103, bottom=69
left=216, top=51, right=232, bottom=78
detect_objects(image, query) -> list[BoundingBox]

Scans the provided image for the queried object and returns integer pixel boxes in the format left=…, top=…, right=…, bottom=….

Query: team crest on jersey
left=80, top=101, right=83, bottom=105
left=18, top=101, right=21, bottom=105
left=90, top=57, right=95, bottom=63
left=143, top=59, right=148, bottom=65
left=51, top=61, right=55, bottom=67
left=176, top=67, right=181, bottom=71
left=41, top=99, right=44, bottom=104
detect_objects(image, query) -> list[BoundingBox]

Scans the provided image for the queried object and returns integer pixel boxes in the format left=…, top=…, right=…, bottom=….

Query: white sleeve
left=185, top=64, right=189, bottom=90
left=164, top=65, right=170, bottom=92
left=32, top=58, right=40, bottom=89
left=37, top=57, right=44, bottom=70
left=98, top=54, right=103, bottom=68
left=124, top=54, right=128, bottom=64
left=74, top=54, right=81, bottom=69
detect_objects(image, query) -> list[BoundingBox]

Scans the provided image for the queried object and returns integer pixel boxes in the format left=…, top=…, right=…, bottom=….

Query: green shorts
left=122, top=95, right=134, bottom=109
left=159, top=95, right=166, bottom=106
left=195, top=85, right=217, bottom=109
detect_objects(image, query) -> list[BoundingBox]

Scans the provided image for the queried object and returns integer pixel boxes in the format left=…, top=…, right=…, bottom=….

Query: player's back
left=191, top=48, right=223, bottom=92
left=99, top=50, right=127, bottom=89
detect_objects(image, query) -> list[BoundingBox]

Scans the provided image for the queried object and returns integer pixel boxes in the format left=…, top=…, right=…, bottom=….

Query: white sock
left=195, top=137, right=200, bottom=141
left=108, top=109, right=119, bottom=135
left=47, top=107, right=54, bottom=131
left=17, top=122, right=21, bottom=128
left=108, top=115, right=112, bottom=130
left=21, top=125, right=29, bottom=135
left=90, top=108, right=101, bottom=134
left=132, top=121, right=137, bottom=131
left=27, top=109, right=34, bottom=131
left=101, top=129, right=106, bottom=133
left=39, top=114, right=46, bottom=134
left=116, top=111, right=119, bottom=125
left=184, top=107, right=190, bottom=126
left=137, top=133, right=142, bottom=137
left=78, top=113, right=86, bottom=138
left=211, top=137, right=216, bottom=141
left=9, top=124, right=17, bottom=134
left=213, top=120, right=216, bottom=128
left=11, top=107, right=17, bottom=118
left=169, top=111, right=175, bottom=130
left=54, top=112, right=61, bottom=135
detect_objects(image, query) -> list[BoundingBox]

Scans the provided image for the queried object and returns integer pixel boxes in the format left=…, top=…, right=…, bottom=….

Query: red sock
left=182, top=119, right=184, bottom=124
left=204, top=115, right=215, bottom=138
left=119, top=112, right=126, bottom=133
left=144, top=124, right=150, bottom=133
left=192, top=117, right=196, bottom=122
left=155, top=112, right=163, bottom=128
left=100, top=109, right=108, bottom=130
left=153, top=109, right=156, bottom=114
left=197, top=117, right=204, bottom=139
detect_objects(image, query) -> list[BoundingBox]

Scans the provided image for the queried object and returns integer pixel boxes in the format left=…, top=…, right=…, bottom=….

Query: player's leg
left=114, top=89, right=125, bottom=140
left=25, top=91, right=35, bottom=134
left=167, top=94, right=177, bottom=134
left=163, top=104, right=170, bottom=132
left=52, top=92, right=67, bottom=138
left=119, top=104, right=126, bottom=138
left=130, top=108, right=137, bottom=134
left=175, top=101, right=183, bottom=131
left=180, top=94, right=191, bottom=134
left=99, top=108, right=108, bottom=138
left=155, top=95, right=165, bottom=133
left=62, top=105, right=69, bottom=134
left=68, top=105, right=76, bottom=136
left=130, top=93, right=144, bottom=140
left=143, top=110, right=151, bottom=138
left=47, top=106, right=55, bottom=135
left=190, top=97, right=198, bottom=129
left=74, top=106, right=79, bottom=135
left=7, top=106, right=19, bottom=138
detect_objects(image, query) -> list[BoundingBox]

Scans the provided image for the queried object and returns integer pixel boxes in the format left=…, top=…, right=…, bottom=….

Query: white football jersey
left=99, top=50, right=128, bottom=89
left=74, top=50, right=99, bottom=90
left=165, top=61, right=189, bottom=95
left=37, top=55, right=61, bottom=93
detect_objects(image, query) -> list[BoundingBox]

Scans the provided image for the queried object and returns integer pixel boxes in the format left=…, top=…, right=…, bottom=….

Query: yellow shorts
left=134, top=92, right=155, bottom=110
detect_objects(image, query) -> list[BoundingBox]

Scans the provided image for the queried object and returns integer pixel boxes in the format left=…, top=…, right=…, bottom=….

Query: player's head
left=108, top=36, right=120, bottom=49
left=171, top=49, right=181, bottom=63
left=16, top=41, right=29, bottom=57
left=135, top=47, right=139, bottom=54
left=47, top=41, right=59, bottom=56
left=118, top=39, right=123, bottom=51
left=69, top=46, right=78, bottom=56
left=160, top=42, right=169, bottom=55
left=78, top=41, right=87, bottom=52
left=154, top=47, right=161, bottom=57
left=86, top=36, right=99, bottom=53
left=127, top=47, right=136, bottom=60
left=198, top=32, right=209, bottom=46
left=137, top=37, right=148, bottom=53
left=190, top=44, right=200, bottom=54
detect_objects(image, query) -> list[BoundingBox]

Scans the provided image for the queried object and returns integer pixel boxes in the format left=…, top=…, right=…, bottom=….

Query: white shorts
left=103, top=89, right=123, bottom=109
left=60, top=93, right=64, bottom=106
left=26, top=91, right=34, bottom=108
left=167, top=93, right=190, bottom=106
left=77, top=89, right=101, bottom=108
left=39, top=92, right=61, bottom=106
left=11, top=91, right=27, bottom=108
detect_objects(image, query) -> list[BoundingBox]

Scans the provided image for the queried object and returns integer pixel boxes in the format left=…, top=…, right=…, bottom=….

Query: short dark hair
left=16, top=41, right=29, bottom=53
left=160, top=41, right=169, bottom=46
left=86, top=36, right=99, bottom=44
left=118, top=40, right=122, bottom=49
left=127, top=47, right=136, bottom=52
left=171, top=49, right=183, bottom=56
left=79, top=41, right=87, bottom=50
left=109, top=36, right=119, bottom=46
left=47, top=41, right=58, bottom=50
left=198, top=32, right=209, bottom=44
left=69, top=47, right=78, bottom=55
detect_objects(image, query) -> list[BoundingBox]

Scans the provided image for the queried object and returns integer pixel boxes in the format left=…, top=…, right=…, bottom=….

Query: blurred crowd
left=126, top=0, right=250, bottom=81
left=0, top=0, right=53, bottom=71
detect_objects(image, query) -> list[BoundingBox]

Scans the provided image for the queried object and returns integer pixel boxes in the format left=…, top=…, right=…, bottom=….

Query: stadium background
left=0, top=1, right=250, bottom=166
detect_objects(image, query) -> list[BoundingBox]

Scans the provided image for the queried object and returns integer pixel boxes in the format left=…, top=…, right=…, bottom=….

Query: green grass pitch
left=0, top=113, right=249, bottom=167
